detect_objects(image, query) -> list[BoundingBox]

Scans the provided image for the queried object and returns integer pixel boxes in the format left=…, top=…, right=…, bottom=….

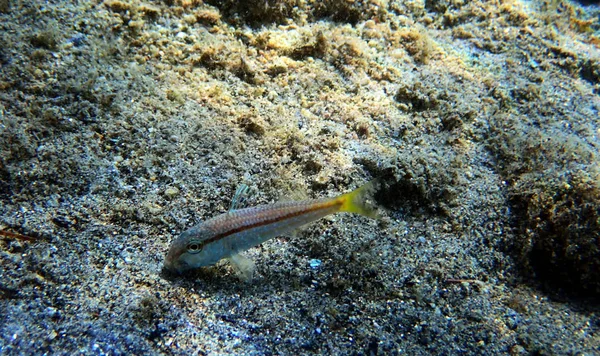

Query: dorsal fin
left=229, top=184, right=251, bottom=211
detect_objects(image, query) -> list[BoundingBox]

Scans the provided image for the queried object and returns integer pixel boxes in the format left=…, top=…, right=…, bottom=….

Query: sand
left=1, top=0, right=599, bottom=354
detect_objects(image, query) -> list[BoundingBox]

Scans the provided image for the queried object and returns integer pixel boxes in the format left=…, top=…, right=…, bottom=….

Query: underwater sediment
left=1, top=0, right=599, bottom=354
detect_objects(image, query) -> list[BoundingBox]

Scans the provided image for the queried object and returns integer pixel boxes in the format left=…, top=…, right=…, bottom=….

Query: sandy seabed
left=1, top=0, right=600, bottom=354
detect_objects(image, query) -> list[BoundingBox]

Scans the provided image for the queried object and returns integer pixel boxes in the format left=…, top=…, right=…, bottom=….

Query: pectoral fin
left=228, top=253, right=256, bottom=281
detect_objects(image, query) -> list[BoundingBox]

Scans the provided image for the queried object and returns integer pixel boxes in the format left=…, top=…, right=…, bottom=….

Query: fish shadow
left=160, top=262, right=314, bottom=297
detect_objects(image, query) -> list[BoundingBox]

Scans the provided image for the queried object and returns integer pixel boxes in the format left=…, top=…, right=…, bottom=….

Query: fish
left=163, top=179, right=379, bottom=279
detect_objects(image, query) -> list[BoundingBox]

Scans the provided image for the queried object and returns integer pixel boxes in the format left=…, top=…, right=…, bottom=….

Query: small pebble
left=165, top=187, right=179, bottom=198
left=309, top=259, right=322, bottom=268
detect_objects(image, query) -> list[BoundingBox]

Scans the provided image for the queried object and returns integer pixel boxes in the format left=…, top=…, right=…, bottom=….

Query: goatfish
left=163, top=179, right=379, bottom=279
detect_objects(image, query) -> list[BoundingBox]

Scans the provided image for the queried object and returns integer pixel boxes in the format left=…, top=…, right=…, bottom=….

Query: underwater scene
left=1, top=0, right=599, bottom=354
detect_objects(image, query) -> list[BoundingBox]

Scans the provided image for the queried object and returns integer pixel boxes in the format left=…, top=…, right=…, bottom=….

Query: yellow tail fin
left=338, top=179, right=380, bottom=219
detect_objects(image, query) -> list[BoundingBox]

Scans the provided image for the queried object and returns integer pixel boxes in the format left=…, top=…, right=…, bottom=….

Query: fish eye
left=187, top=241, right=203, bottom=254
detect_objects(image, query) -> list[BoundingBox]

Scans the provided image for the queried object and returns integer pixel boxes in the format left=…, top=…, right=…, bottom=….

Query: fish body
left=163, top=180, right=378, bottom=274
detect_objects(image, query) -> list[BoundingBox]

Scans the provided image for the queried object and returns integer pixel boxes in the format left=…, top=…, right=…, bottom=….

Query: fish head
left=163, top=224, right=222, bottom=274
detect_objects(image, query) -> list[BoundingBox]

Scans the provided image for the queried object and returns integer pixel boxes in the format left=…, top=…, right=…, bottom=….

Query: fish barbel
left=163, top=180, right=379, bottom=277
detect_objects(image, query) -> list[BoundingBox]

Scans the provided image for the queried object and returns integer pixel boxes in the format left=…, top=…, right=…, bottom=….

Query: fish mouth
left=163, top=245, right=186, bottom=274
left=162, top=253, right=180, bottom=272
left=162, top=258, right=192, bottom=275
left=161, top=261, right=178, bottom=276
